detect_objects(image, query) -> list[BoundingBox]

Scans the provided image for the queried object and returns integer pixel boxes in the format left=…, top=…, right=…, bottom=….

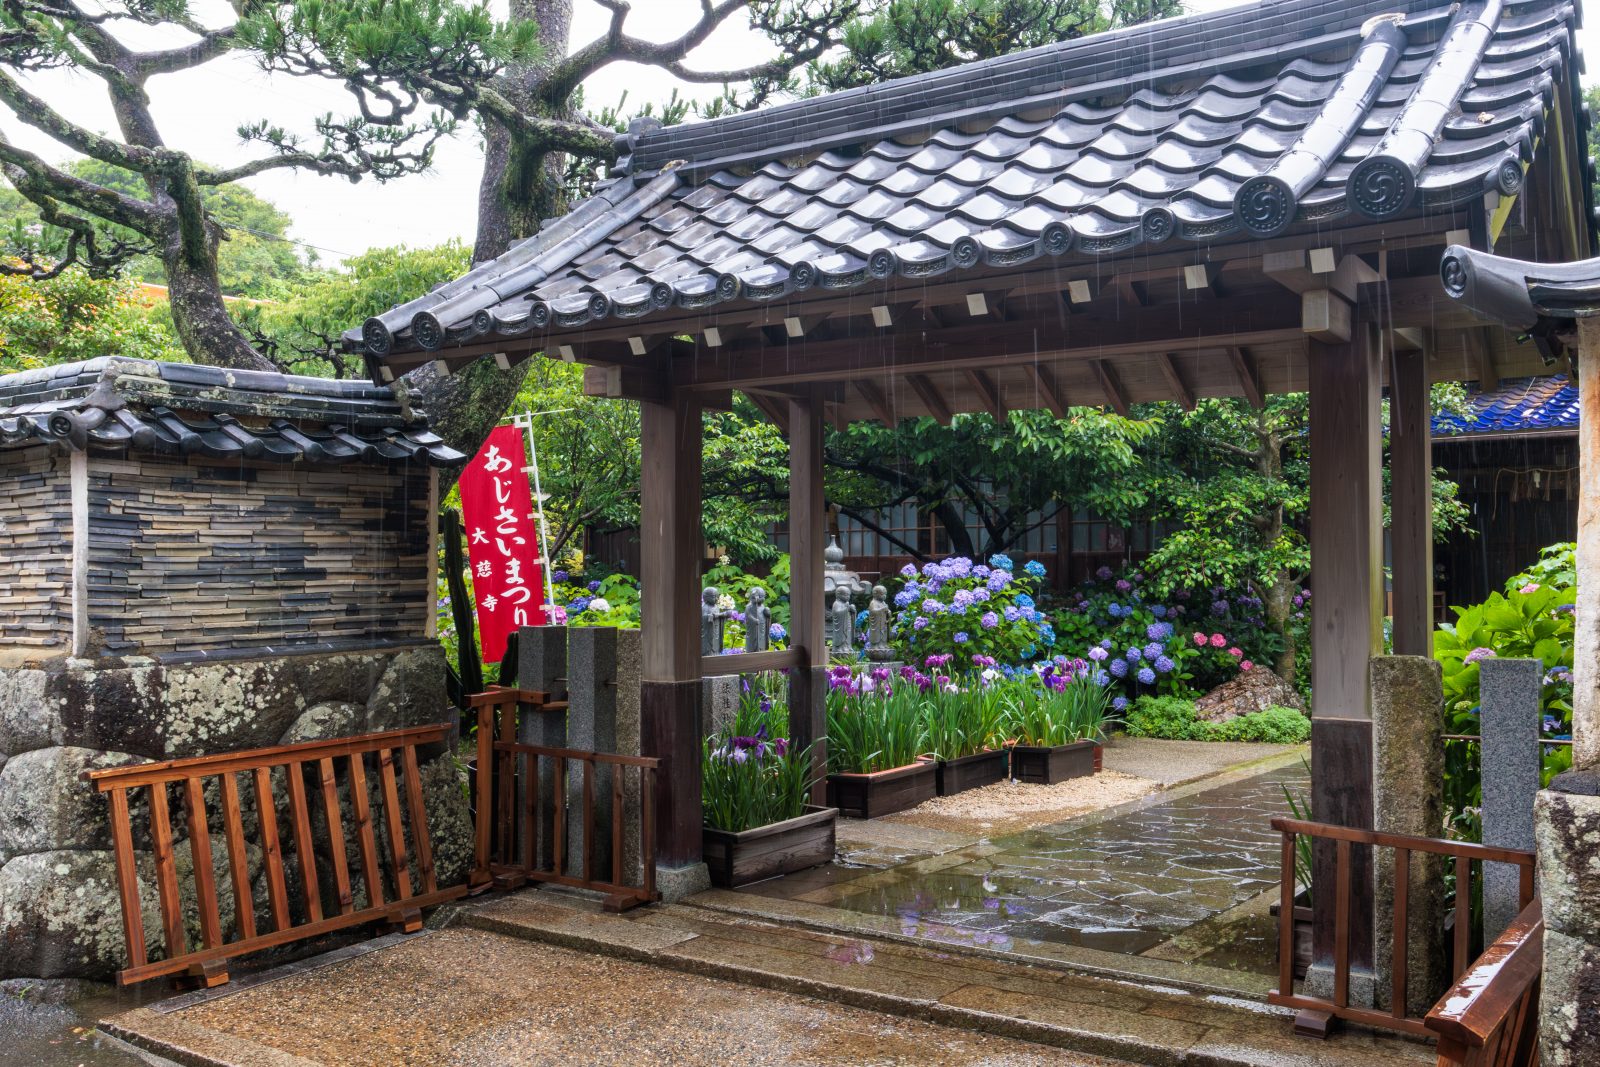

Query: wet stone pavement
left=752, top=764, right=1309, bottom=976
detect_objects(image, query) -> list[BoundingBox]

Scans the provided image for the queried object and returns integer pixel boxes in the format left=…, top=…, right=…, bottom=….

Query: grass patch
left=1124, top=695, right=1310, bottom=744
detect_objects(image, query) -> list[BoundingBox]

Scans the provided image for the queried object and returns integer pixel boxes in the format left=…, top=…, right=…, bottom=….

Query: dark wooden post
left=639, top=388, right=704, bottom=870
left=1390, top=344, right=1434, bottom=657
left=787, top=389, right=828, bottom=801
left=1307, top=318, right=1383, bottom=1018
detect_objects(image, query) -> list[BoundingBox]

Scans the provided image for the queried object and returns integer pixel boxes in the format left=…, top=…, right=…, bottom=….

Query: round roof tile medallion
left=528, top=300, right=553, bottom=329
left=1494, top=154, right=1525, bottom=195
left=471, top=310, right=495, bottom=335
left=1141, top=205, right=1176, bottom=244
left=1233, top=174, right=1298, bottom=238
left=1348, top=154, right=1414, bottom=219
left=650, top=281, right=674, bottom=308
left=867, top=248, right=896, bottom=279
left=950, top=236, right=982, bottom=268
left=587, top=291, right=613, bottom=320
left=361, top=317, right=393, bottom=356
left=789, top=260, right=818, bottom=290
left=411, top=311, right=446, bottom=350
left=715, top=272, right=741, bottom=301
left=1040, top=220, right=1076, bottom=255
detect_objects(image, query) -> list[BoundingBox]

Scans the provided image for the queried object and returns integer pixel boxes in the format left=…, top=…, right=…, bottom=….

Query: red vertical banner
left=457, top=424, right=546, bottom=664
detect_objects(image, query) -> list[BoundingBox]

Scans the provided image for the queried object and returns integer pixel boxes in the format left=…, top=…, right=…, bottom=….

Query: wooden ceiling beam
left=853, top=379, right=897, bottom=425
left=746, top=391, right=791, bottom=433
left=906, top=374, right=953, bottom=425
left=1227, top=346, right=1264, bottom=410
left=1465, top=326, right=1500, bottom=390
left=1027, top=363, right=1067, bottom=416
left=1092, top=360, right=1130, bottom=417
left=965, top=368, right=1005, bottom=419
left=1155, top=352, right=1196, bottom=410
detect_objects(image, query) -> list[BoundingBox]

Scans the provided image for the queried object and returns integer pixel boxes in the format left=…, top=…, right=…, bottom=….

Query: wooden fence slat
left=319, top=756, right=354, bottom=913
left=285, top=765, right=323, bottom=922
left=1277, top=832, right=1294, bottom=996
left=253, top=767, right=292, bottom=932
left=347, top=753, right=385, bottom=908
left=377, top=749, right=413, bottom=901
left=148, top=783, right=187, bottom=961
left=218, top=773, right=256, bottom=941
left=401, top=745, right=438, bottom=896
left=107, top=788, right=147, bottom=969
left=474, top=704, right=492, bottom=885
left=1455, top=854, right=1472, bottom=978
left=643, top=767, right=656, bottom=901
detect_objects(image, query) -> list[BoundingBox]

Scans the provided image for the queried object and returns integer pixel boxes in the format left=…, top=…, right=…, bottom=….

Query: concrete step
left=464, top=889, right=1434, bottom=1067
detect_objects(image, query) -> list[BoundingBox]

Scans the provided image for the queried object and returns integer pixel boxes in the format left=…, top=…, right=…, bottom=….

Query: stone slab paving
left=461, top=891, right=1432, bottom=1067
left=1100, top=738, right=1303, bottom=787
left=106, top=925, right=1117, bottom=1067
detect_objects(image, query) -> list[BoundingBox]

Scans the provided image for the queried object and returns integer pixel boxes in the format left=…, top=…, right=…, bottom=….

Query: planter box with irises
left=823, top=668, right=936, bottom=817
left=1007, top=659, right=1114, bottom=784
left=920, top=658, right=1011, bottom=795
left=701, top=688, right=835, bottom=887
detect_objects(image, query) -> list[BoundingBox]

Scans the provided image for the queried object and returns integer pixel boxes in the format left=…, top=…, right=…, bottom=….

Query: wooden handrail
left=492, top=740, right=660, bottom=768
left=700, top=647, right=806, bottom=677
left=1269, top=817, right=1538, bottom=865
left=1425, top=899, right=1544, bottom=1053
left=86, top=725, right=450, bottom=787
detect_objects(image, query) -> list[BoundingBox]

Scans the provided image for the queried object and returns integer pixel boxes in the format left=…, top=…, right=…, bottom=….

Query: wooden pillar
left=639, top=389, right=704, bottom=868
left=787, top=390, right=829, bottom=801
left=1574, top=318, right=1600, bottom=771
left=1307, top=319, right=1383, bottom=1008
left=1389, top=345, right=1434, bottom=657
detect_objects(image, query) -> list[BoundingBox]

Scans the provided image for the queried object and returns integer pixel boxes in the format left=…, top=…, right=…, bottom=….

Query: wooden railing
left=88, top=724, right=469, bottom=988
left=1269, top=817, right=1536, bottom=1038
left=1425, top=898, right=1543, bottom=1067
left=471, top=687, right=659, bottom=912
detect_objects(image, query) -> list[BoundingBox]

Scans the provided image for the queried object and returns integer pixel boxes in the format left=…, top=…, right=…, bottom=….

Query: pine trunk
left=162, top=237, right=275, bottom=373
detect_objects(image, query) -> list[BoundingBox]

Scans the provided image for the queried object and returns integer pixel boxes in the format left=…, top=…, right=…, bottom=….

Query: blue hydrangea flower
left=568, top=596, right=591, bottom=613
left=953, top=631, right=970, bottom=644
left=987, top=571, right=1011, bottom=591
left=1039, top=623, right=1055, bottom=642
left=913, top=616, right=929, bottom=631
left=552, top=569, right=569, bottom=584
left=769, top=623, right=787, bottom=642
left=893, top=589, right=917, bottom=608
left=988, top=553, right=1015, bottom=572
left=1126, top=646, right=1143, bottom=661
left=1146, top=622, right=1174, bottom=640
left=1108, top=658, right=1128, bottom=678
left=1023, top=608, right=1040, bottom=622
left=1112, top=696, right=1129, bottom=711
left=922, top=598, right=944, bottom=615
left=1107, top=603, right=1125, bottom=618
left=587, top=579, right=602, bottom=592
left=980, top=611, right=999, bottom=630
left=952, top=589, right=976, bottom=610
left=1014, top=593, right=1035, bottom=609
left=1143, top=641, right=1163, bottom=660
left=1024, top=560, right=1047, bottom=578
left=1137, top=666, right=1156, bottom=685
left=1003, top=605, right=1021, bottom=622
left=1155, top=655, right=1175, bottom=673
left=900, top=563, right=918, bottom=578
left=1151, top=605, right=1167, bottom=619
left=1100, top=638, right=1113, bottom=649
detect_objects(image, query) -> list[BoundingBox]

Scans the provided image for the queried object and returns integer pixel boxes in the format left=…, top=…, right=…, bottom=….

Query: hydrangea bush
left=888, top=553, right=1054, bottom=663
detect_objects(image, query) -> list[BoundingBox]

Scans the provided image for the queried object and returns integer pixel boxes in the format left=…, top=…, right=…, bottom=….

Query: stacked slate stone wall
left=85, top=455, right=431, bottom=658
left=0, top=446, right=72, bottom=654
left=0, top=644, right=470, bottom=979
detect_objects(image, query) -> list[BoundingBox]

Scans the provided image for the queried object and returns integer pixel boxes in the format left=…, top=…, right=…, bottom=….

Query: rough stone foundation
left=0, top=643, right=470, bottom=980
left=1535, top=774, right=1600, bottom=1065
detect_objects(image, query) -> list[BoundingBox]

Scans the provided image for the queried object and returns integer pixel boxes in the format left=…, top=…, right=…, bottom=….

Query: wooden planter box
left=703, top=805, right=839, bottom=888
left=1009, top=739, right=1096, bottom=784
left=934, top=749, right=1009, bottom=796
left=826, top=761, right=936, bottom=819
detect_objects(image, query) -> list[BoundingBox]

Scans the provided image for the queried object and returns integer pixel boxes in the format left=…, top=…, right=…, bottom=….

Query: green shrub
left=1124, top=696, right=1310, bottom=744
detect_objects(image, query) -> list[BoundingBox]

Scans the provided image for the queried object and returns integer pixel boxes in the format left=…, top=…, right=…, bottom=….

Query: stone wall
left=86, top=455, right=432, bottom=658
left=1535, top=774, right=1600, bottom=1065
left=0, top=445, right=72, bottom=653
left=0, top=643, right=470, bottom=980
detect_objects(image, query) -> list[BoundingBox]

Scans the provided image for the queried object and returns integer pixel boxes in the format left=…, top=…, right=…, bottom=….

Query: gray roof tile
left=351, top=0, right=1585, bottom=361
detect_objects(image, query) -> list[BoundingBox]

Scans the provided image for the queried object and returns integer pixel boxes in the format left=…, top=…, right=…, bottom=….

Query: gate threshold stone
left=467, top=889, right=1432, bottom=1067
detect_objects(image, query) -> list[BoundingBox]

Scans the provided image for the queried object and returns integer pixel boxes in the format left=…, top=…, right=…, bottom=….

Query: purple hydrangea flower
left=552, top=569, right=569, bottom=584
left=587, top=580, right=602, bottom=592
left=1126, top=646, right=1143, bottom=661
left=980, top=611, right=999, bottom=630
left=1096, top=565, right=1114, bottom=581
left=1115, top=579, right=1132, bottom=593
left=893, top=589, right=916, bottom=608
left=947, top=557, right=973, bottom=577
left=987, top=571, right=1012, bottom=592
left=900, top=563, right=918, bottom=578
left=1137, top=667, right=1157, bottom=685
left=1112, top=696, right=1129, bottom=711
left=1143, top=641, right=1163, bottom=660
left=1146, top=622, right=1174, bottom=640
left=1004, top=605, right=1022, bottom=622
left=922, top=598, right=944, bottom=615
left=1464, top=647, right=1497, bottom=665
left=1154, top=655, right=1174, bottom=673
left=1109, top=658, right=1128, bottom=678
left=912, top=615, right=929, bottom=631
left=952, top=589, right=976, bottom=610
left=953, top=631, right=969, bottom=644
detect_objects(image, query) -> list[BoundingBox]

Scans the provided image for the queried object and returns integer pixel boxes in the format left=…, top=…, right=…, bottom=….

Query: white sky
left=7, top=0, right=1598, bottom=263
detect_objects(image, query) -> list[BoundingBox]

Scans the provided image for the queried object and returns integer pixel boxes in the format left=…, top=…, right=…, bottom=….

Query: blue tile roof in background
left=1432, top=376, right=1580, bottom=438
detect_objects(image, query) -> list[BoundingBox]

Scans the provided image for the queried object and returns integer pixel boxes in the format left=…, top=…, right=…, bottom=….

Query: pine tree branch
left=0, top=68, right=175, bottom=175
left=0, top=133, right=167, bottom=235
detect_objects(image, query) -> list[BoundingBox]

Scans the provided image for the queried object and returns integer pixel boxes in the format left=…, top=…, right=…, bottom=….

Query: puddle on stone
left=787, top=765, right=1309, bottom=975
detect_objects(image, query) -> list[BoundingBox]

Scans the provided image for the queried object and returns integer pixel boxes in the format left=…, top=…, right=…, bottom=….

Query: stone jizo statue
left=867, top=584, right=892, bottom=661
left=829, top=584, right=855, bottom=653
left=701, top=586, right=729, bottom=655
left=744, top=587, right=771, bottom=653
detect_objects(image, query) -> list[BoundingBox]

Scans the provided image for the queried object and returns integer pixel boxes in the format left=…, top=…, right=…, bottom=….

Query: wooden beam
left=1092, top=360, right=1130, bottom=417
left=1465, top=326, right=1500, bottom=390
left=1154, top=352, right=1195, bottom=411
left=582, top=364, right=667, bottom=403
left=906, top=373, right=953, bottom=425
left=1227, top=347, right=1264, bottom=410
left=1304, top=289, right=1353, bottom=343
left=787, top=390, right=828, bottom=801
left=1027, top=363, right=1067, bottom=416
left=1390, top=344, right=1434, bottom=657
left=1266, top=251, right=1380, bottom=302
left=852, top=379, right=897, bottom=425
left=964, top=368, right=1005, bottom=419
left=747, top=392, right=791, bottom=433
left=639, top=389, right=704, bottom=868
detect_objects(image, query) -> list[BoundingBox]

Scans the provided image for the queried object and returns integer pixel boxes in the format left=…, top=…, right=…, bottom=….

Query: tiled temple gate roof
left=0, top=357, right=465, bottom=465
left=1432, top=374, right=1580, bottom=436
left=350, top=0, right=1584, bottom=367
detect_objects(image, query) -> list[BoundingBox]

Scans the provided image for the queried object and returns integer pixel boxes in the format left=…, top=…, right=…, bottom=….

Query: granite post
left=1370, top=655, right=1447, bottom=1016
left=566, top=627, right=618, bottom=877
left=615, top=629, right=644, bottom=887
left=1479, top=658, right=1542, bottom=940
left=515, top=626, right=568, bottom=870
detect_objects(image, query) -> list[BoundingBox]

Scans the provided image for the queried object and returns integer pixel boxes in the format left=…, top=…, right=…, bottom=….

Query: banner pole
left=513, top=412, right=558, bottom=622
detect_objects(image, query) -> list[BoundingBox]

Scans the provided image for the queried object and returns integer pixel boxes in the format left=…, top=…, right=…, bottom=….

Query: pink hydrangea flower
left=1209, top=633, right=1227, bottom=648
left=1193, top=632, right=1207, bottom=646
left=1228, top=647, right=1243, bottom=659
left=1240, top=660, right=1254, bottom=671
left=1519, top=582, right=1540, bottom=594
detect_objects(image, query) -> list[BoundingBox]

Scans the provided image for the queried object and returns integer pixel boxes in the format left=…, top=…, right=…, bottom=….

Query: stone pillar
left=567, top=627, right=617, bottom=877
left=1574, top=317, right=1600, bottom=773
left=701, top=674, right=741, bottom=738
left=1479, top=658, right=1542, bottom=939
left=516, top=626, right=567, bottom=870
left=1370, top=656, right=1447, bottom=1016
left=615, top=629, right=644, bottom=887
